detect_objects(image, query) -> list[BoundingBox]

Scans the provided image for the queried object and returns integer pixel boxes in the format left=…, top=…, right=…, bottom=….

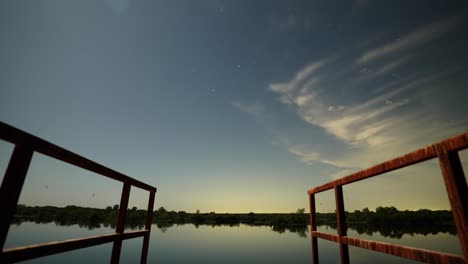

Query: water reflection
left=11, top=218, right=146, bottom=231
left=154, top=222, right=457, bottom=241
left=271, top=225, right=308, bottom=238
left=6, top=222, right=462, bottom=264
left=12, top=217, right=457, bottom=240
left=318, top=222, right=457, bottom=239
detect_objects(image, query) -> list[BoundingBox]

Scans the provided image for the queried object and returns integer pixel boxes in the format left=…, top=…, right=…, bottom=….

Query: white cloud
left=366, top=135, right=391, bottom=146
left=268, top=60, right=329, bottom=94
left=234, top=15, right=467, bottom=182
left=356, top=14, right=463, bottom=64
left=346, top=77, right=425, bottom=115
left=355, top=123, right=390, bottom=141
left=321, top=115, right=362, bottom=142
left=294, top=94, right=317, bottom=107
left=265, top=55, right=430, bottom=153
left=231, top=101, right=264, bottom=118
left=374, top=56, right=410, bottom=76
left=287, top=145, right=348, bottom=169
left=263, top=55, right=466, bottom=174
left=277, top=73, right=411, bottom=145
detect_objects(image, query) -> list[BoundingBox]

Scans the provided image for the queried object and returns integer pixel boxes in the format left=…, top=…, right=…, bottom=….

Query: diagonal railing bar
left=0, top=122, right=155, bottom=192
left=307, top=131, right=468, bottom=264
left=0, top=122, right=157, bottom=263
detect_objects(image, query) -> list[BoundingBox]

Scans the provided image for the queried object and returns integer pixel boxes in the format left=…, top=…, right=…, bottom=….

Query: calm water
left=5, top=222, right=463, bottom=263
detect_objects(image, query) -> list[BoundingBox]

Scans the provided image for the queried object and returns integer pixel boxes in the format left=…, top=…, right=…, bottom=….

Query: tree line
left=13, top=205, right=456, bottom=239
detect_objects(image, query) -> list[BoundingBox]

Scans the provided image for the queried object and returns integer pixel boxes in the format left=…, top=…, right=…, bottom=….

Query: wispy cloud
left=234, top=12, right=468, bottom=180
left=269, top=57, right=413, bottom=147
left=286, top=145, right=349, bottom=169
left=232, top=101, right=265, bottom=119
left=269, top=60, right=465, bottom=175
left=373, top=56, right=410, bottom=76
left=231, top=101, right=283, bottom=140
left=268, top=59, right=329, bottom=94
left=356, top=14, right=463, bottom=64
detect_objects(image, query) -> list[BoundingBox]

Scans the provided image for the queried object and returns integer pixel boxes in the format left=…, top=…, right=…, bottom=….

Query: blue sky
left=1, top=0, right=468, bottom=213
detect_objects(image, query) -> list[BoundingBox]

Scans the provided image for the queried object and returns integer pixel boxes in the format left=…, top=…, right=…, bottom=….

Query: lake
left=5, top=222, right=463, bottom=263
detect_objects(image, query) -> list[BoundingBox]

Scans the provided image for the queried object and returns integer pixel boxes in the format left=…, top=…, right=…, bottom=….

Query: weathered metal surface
left=334, top=185, right=349, bottom=264
left=436, top=146, right=468, bottom=261
left=141, top=190, right=156, bottom=264
left=311, top=232, right=465, bottom=264
left=344, top=236, right=465, bottom=264
left=0, top=122, right=156, bottom=192
left=308, top=145, right=436, bottom=195
left=0, top=145, right=33, bottom=250
left=307, top=131, right=468, bottom=263
left=309, top=194, right=319, bottom=264
left=111, top=183, right=131, bottom=264
left=311, top=231, right=340, bottom=243
left=308, top=131, right=468, bottom=195
left=0, top=122, right=157, bottom=263
left=2, top=231, right=148, bottom=263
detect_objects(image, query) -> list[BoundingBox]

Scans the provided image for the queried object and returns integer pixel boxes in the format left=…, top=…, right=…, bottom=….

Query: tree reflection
left=12, top=205, right=457, bottom=238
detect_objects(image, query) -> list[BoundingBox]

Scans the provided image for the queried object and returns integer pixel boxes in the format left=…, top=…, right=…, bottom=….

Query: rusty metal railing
left=0, top=122, right=157, bottom=263
left=307, top=132, right=468, bottom=264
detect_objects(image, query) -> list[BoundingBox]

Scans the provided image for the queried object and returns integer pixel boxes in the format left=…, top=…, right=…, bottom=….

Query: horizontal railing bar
left=2, top=230, right=148, bottom=263
left=311, top=231, right=340, bottom=242
left=345, top=236, right=465, bottom=264
left=308, top=131, right=468, bottom=195
left=0, top=122, right=156, bottom=192
left=311, top=231, right=465, bottom=264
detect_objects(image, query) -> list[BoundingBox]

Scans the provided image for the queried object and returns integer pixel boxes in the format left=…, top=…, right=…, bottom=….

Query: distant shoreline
left=13, top=204, right=456, bottom=239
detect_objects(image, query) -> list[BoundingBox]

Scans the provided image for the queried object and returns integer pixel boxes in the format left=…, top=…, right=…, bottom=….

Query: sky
left=1, top=0, right=468, bottom=213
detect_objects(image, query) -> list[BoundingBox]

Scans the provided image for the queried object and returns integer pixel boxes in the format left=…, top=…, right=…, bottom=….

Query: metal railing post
left=111, top=183, right=131, bottom=264
left=334, top=185, right=349, bottom=264
left=140, top=190, right=155, bottom=264
left=436, top=145, right=468, bottom=262
left=307, top=132, right=468, bottom=264
left=309, top=193, right=319, bottom=264
left=0, top=122, right=157, bottom=263
left=0, top=145, right=34, bottom=250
